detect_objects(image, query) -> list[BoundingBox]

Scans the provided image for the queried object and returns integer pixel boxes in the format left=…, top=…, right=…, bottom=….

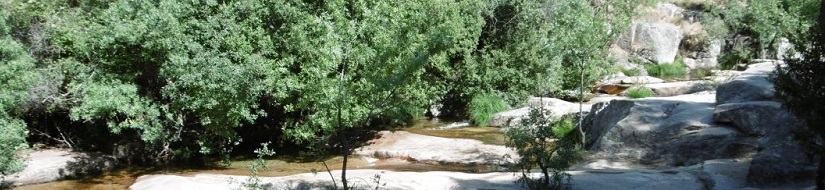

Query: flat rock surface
left=355, top=131, right=517, bottom=165
left=621, top=76, right=665, bottom=84
left=131, top=160, right=753, bottom=190
left=128, top=162, right=812, bottom=190
left=0, top=149, right=117, bottom=187
left=643, top=81, right=715, bottom=97
left=2, top=149, right=78, bottom=186
left=490, top=97, right=587, bottom=127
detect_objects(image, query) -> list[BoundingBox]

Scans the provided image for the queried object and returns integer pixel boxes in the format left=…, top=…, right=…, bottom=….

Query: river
left=12, top=118, right=506, bottom=190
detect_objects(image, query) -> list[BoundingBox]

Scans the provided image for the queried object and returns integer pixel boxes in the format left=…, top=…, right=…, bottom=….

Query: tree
left=506, top=108, right=580, bottom=190
left=0, top=6, right=37, bottom=174
left=772, top=1, right=825, bottom=189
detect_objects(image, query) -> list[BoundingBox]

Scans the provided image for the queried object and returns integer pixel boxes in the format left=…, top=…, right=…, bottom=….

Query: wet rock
left=594, top=84, right=632, bottom=95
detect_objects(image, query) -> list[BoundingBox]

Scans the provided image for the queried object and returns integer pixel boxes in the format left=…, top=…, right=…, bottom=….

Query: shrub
left=468, top=93, right=508, bottom=127
left=0, top=117, right=28, bottom=175
left=626, top=88, right=654, bottom=99
left=621, top=67, right=643, bottom=76
left=719, top=43, right=754, bottom=70
left=690, top=68, right=712, bottom=79
left=646, top=62, right=687, bottom=79
left=506, top=108, right=582, bottom=190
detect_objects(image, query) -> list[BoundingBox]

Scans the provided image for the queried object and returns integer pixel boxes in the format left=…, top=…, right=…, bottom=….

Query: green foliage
left=0, top=7, right=36, bottom=174
left=646, top=62, right=687, bottom=79
left=506, top=108, right=582, bottom=190
left=468, top=93, right=508, bottom=127
left=690, top=68, right=712, bottom=79
left=772, top=3, right=824, bottom=187
left=0, top=117, right=28, bottom=175
left=242, top=142, right=275, bottom=190
left=626, top=88, right=654, bottom=99
left=773, top=4, right=825, bottom=135
left=0, top=0, right=653, bottom=166
left=708, top=0, right=819, bottom=58
left=719, top=43, right=754, bottom=69
left=621, top=68, right=643, bottom=77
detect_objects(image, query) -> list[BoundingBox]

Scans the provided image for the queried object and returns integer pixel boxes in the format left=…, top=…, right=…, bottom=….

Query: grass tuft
left=627, top=88, right=654, bottom=99
left=468, top=93, right=508, bottom=127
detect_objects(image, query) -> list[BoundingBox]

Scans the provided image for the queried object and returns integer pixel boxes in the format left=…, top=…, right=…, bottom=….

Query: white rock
left=633, top=22, right=684, bottom=64
left=643, top=81, right=715, bottom=97
left=620, top=76, right=665, bottom=84
left=1, top=149, right=118, bottom=187
left=354, top=131, right=517, bottom=165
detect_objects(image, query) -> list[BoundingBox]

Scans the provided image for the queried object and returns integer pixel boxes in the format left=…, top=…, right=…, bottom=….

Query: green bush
left=468, top=93, right=508, bottom=127
left=506, top=108, right=582, bottom=190
left=719, top=42, right=754, bottom=70
left=621, top=67, right=643, bottom=76
left=690, top=68, right=712, bottom=79
left=0, top=0, right=653, bottom=168
left=646, top=62, right=687, bottom=79
left=0, top=118, right=28, bottom=175
left=0, top=9, right=36, bottom=174
left=626, top=88, right=654, bottom=99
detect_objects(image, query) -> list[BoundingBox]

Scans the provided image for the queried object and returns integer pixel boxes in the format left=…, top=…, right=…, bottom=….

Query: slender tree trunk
left=578, top=60, right=586, bottom=145
left=818, top=140, right=824, bottom=190
left=539, top=162, right=550, bottom=187
left=342, top=148, right=349, bottom=190
left=338, top=62, right=348, bottom=190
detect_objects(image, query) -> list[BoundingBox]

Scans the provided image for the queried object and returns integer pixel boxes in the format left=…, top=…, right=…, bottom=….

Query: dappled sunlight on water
left=400, top=118, right=507, bottom=145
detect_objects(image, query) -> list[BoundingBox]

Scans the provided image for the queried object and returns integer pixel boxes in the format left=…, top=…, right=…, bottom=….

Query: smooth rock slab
left=489, top=97, right=586, bottom=127
left=643, top=81, right=715, bottom=97
left=716, top=61, right=779, bottom=104
left=713, top=101, right=815, bottom=186
left=582, top=94, right=756, bottom=166
left=130, top=167, right=712, bottom=190
left=0, top=149, right=118, bottom=187
left=354, top=131, right=517, bottom=165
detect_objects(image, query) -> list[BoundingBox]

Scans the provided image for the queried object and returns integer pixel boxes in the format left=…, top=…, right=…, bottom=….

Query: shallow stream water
left=13, top=118, right=507, bottom=190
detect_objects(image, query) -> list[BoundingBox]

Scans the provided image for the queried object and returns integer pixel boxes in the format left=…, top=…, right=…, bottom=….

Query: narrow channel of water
left=12, top=118, right=507, bottom=190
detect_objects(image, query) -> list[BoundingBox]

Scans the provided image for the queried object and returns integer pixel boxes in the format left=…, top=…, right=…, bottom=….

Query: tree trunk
left=818, top=143, right=824, bottom=190
left=578, top=60, right=586, bottom=146
left=342, top=149, right=349, bottom=190
left=540, top=162, right=550, bottom=187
